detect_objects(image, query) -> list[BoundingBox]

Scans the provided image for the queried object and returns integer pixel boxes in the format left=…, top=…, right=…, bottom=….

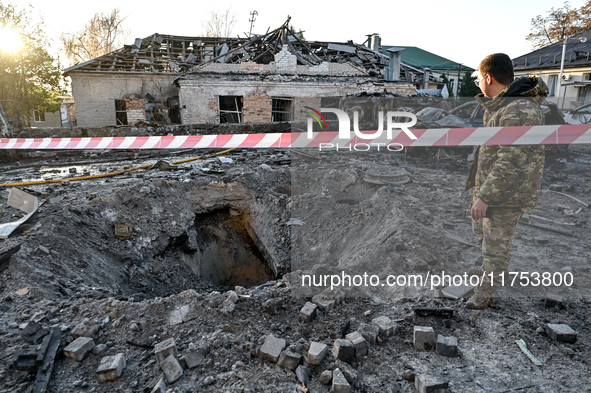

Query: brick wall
left=178, top=77, right=416, bottom=125
left=243, top=91, right=272, bottom=123
left=69, top=73, right=177, bottom=127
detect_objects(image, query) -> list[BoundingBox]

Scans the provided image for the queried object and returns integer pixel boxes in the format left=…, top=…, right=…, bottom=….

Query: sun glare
left=0, top=28, right=22, bottom=53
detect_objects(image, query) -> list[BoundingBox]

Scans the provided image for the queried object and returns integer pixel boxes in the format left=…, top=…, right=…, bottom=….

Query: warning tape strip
left=1, top=124, right=590, bottom=149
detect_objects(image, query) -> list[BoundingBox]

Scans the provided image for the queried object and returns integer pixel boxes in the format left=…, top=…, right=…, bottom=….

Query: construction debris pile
left=0, top=146, right=590, bottom=392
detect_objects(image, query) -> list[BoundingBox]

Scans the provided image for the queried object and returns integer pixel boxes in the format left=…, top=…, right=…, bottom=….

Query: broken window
left=115, top=100, right=128, bottom=125
left=271, top=98, right=293, bottom=122
left=219, top=96, right=243, bottom=123
left=33, top=111, right=45, bottom=122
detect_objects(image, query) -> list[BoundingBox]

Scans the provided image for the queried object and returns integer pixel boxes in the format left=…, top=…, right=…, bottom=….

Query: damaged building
left=64, top=19, right=446, bottom=127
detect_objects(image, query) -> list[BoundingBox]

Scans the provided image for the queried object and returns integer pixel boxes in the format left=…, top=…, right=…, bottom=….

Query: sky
left=11, top=0, right=590, bottom=70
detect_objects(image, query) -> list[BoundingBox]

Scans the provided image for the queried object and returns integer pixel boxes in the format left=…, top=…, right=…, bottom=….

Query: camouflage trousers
left=472, top=207, right=524, bottom=287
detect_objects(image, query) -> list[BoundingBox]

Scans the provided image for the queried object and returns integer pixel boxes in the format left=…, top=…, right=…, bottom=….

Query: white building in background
left=513, top=29, right=591, bottom=109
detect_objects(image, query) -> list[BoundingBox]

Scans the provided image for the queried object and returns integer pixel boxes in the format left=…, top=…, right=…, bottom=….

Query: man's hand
left=470, top=198, right=489, bottom=220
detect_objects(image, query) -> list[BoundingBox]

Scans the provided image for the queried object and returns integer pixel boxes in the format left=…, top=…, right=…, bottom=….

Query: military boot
left=466, top=280, right=495, bottom=310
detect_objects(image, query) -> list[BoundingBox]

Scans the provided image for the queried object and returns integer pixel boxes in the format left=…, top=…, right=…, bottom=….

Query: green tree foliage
left=0, top=3, right=63, bottom=126
left=458, top=71, right=480, bottom=97
left=288, top=25, right=305, bottom=41
left=437, top=74, right=454, bottom=97
left=527, top=1, right=591, bottom=49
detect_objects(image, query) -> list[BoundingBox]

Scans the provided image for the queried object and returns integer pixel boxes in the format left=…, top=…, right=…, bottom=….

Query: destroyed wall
left=68, top=73, right=178, bottom=127
left=178, top=76, right=415, bottom=124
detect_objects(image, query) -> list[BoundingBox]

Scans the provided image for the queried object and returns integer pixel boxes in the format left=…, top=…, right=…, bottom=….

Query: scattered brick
left=546, top=323, right=577, bottom=344
left=260, top=334, right=286, bottom=363
left=414, top=326, right=435, bottom=351
left=299, top=302, right=318, bottom=323
left=435, top=335, right=458, bottom=357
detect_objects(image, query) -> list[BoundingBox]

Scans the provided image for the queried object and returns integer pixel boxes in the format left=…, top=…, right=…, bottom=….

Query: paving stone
left=150, top=377, right=167, bottom=393
left=320, top=370, right=333, bottom=385
left=331, top=368, right=351, bottom=393
left=440, top=284, right=474, bottom=300
left=184, top=347, right=208, bottom=369
left=332, top=339, right=355, bottom=364
left=96, top=353, right=126, bottom=382
left=299, top=302, right=318, bottom=323
left=357, top=323, right=379, bottom=345
left=320, top=288, right=345, bottom=304
left=435, top=335, right=458, bottom=357
left=168, top=305, right=190, bottom=326
left=545, top=294, right=564, bottom=308
left=160, top=354, right=183, bottom=384
left=371, top=316, right=396, bottom=337
left=295, top=365, right=311, bottom=384
left=414, top=326, right=435, bottom=351
left=63, top=337, right=95, bottom=361
left=546, top=323, right=578, bottom=344
left=259, top=334, right=286, bottom=363
left=415, top=373, right=449, bottom=393
left=277, top=350, right=301, bottom=370
left=345, top=331, right=367, bottom=358
left=154, top=338, right=178, bottom=364
left=307, top=341, right=328, bottom=365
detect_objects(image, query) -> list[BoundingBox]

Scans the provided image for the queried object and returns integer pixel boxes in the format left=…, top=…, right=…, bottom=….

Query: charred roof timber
left=63, top=18, right=440, bottom=85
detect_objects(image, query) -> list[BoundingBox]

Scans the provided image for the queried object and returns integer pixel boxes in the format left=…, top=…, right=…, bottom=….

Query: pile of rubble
left=0, top=146, right=590, bottom=392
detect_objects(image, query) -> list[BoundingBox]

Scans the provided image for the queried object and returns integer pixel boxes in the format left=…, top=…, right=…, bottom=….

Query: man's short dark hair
left=478, top=53, right=514, bottom=85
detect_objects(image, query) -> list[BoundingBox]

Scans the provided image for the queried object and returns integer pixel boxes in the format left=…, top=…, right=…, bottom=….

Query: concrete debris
left=299, top=302, right=317, bottom=322
left=545, top=293, right=565, bottom=308
left=154, top=338, right=178, bottom=364
left=277, top=350, right=302, bottom=370
left=415, top=373, right=449, bottom=393
left=260, top=334, right=286, bottom=363
left=331, top=368, right=351, bottom=393
left=307, top=341, right=329, bottom=365
left=168, top=304, right=190, bottom=325
left=63, top=337, right=95, bottom=361
left=414, top=326, right=436, bottom=351
left=160, top=354, right=183, bottom=384
left=21, top=321, right=49, bottom=344
left=184, top=347, right=208, bottom=369
left=96, top=353, right=126, bottom=382
left=371, top=316, right=397, bottom=337
left=345, top=331, right=368, bottom=358
left=70, top=319, right=100, bottom=338
left=332, top=339, right=355, bottom=364
left=545, top=323, right=578, bottom=344
left=320, top=370, right=333, bottom=385
left=160, top=355, right=183, bottom=383
left=357, top=323, right=379, bottom=345
left=435, top=335, right=458, bottom=357
left=295, top=365, right=311, bottom=385
left=150, top=377, right=167, bottom=393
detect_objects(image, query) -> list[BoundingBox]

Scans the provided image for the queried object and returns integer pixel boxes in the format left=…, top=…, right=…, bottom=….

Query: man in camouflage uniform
left=465, top=53, right=548, bottom=309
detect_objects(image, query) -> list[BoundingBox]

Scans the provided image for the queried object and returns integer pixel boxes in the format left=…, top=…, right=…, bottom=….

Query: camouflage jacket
left=468, top=75, right=548, bottom=211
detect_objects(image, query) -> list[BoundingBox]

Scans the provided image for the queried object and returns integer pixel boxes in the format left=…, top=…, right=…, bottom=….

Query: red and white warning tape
left=1, top=124, right=590, bottom=149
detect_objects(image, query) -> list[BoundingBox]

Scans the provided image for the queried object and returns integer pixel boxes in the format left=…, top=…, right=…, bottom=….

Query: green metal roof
left=382, top=45, right=474, bottom=72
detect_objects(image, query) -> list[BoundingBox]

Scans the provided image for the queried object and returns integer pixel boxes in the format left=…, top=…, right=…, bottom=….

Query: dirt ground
left=0, top=145, right=590, bottom=393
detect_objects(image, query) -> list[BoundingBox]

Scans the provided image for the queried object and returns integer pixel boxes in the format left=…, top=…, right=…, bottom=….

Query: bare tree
left=526, top=1, right=591, bottom=49
left=202, top=8, right=237, bottom=37
left=60, top=8, right=129, bottom=65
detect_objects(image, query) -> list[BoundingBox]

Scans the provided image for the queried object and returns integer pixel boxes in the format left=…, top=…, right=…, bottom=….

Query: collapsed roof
left=63, top=18, right=440, bottom=84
